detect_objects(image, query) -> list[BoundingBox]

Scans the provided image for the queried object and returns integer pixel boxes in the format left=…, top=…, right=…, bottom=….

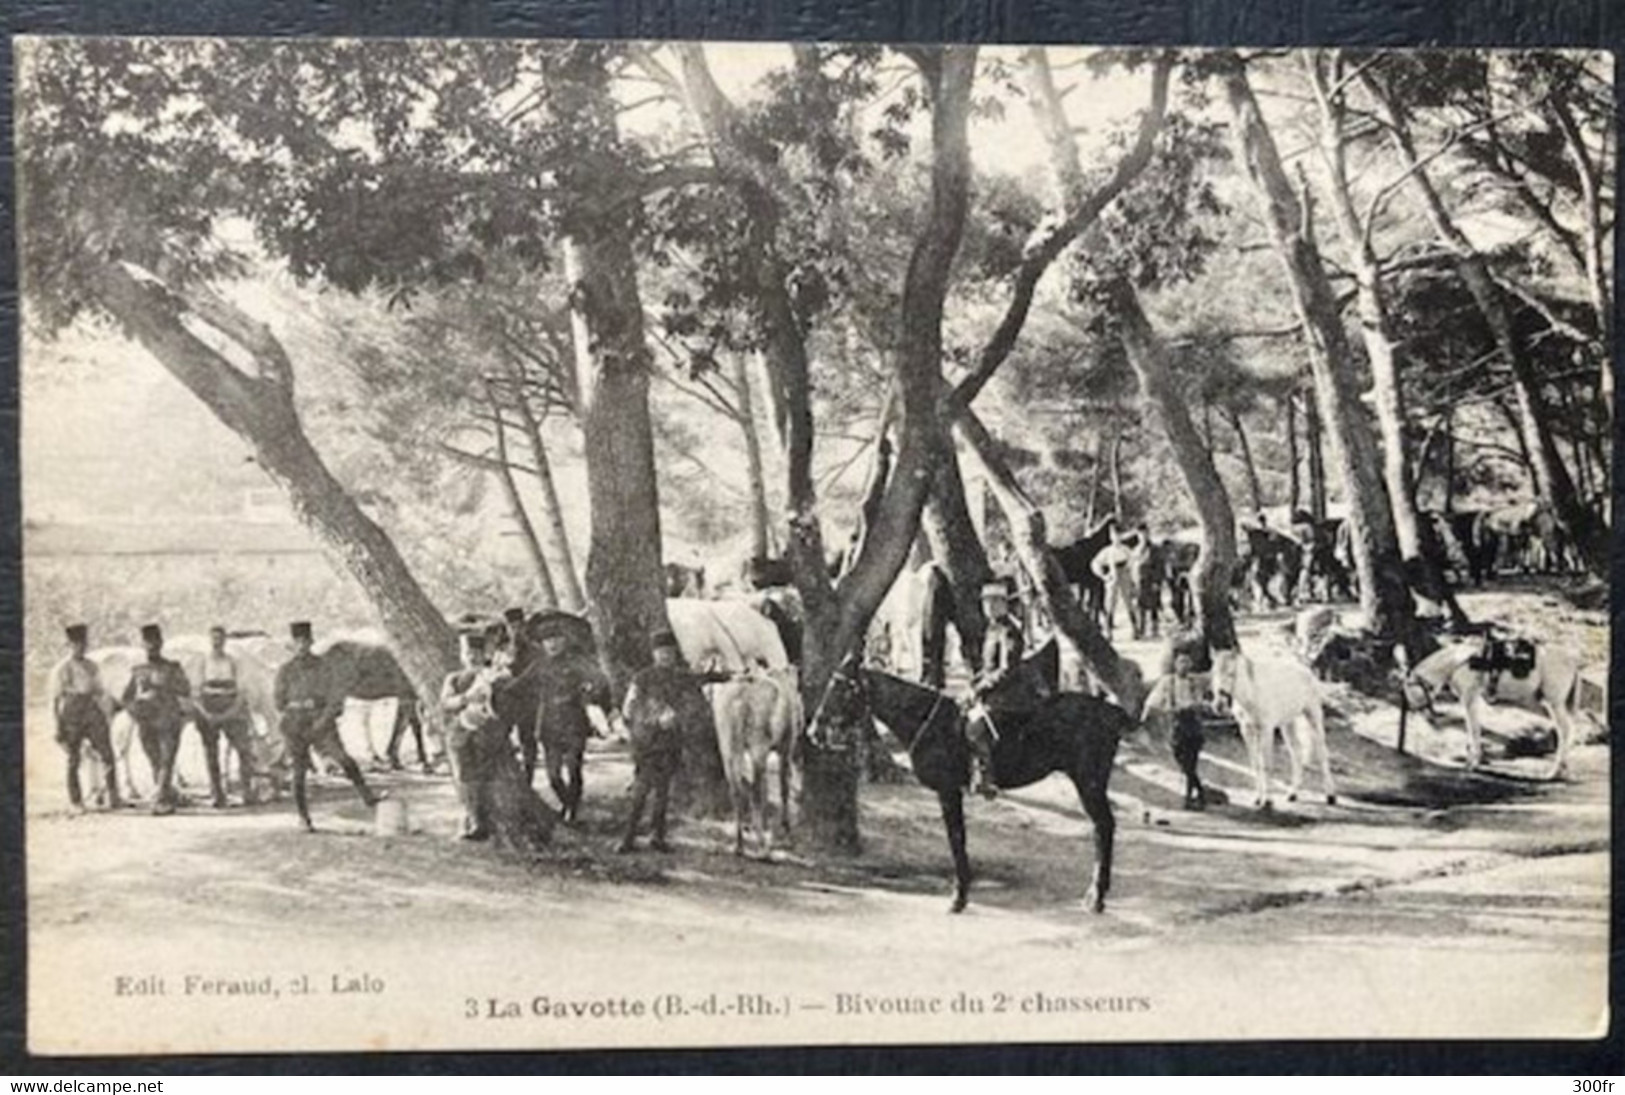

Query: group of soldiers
left=50, top=620, right=384, bottom=827
left=51, top=609, right=719, bottom=851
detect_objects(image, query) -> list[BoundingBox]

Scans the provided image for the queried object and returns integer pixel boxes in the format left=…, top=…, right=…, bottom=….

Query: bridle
left=810, top=662, right=957, bottom=750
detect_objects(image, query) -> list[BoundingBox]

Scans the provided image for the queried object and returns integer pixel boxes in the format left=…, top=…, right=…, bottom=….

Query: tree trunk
left=1306, top=388, right=1328, bottom=521
left=1084, top=430, right=1106, bottom=526
left=1111, top=281, right=1238, bottom=652
left=1443, top=408, right=1456, bottom=513
left=555, top=50, right=671, bottom=692
left=512, top=377, right=585, bottom=613
left=955, top=408, right=1146, bottom=712
left=1109, top=427, right=1127, bottom=522
left=486, top=386, right=559, bottom=609
left=1309, top=54, right=1453, bottom=610
left=1226, top=406, right=1264, bottom=515
left=731, top=353, right=773, bottom=562
left=1365, top=69, right=1609, bottom=576
left=89, top=259, right=556, bottom=854
left=675, top=44, right=979, bottom=854
left=1219, top=56, right=1420, bottom=654
left=921, top=446, right=992, bottom=672
left=1286, top=392, right=1301, bottom=515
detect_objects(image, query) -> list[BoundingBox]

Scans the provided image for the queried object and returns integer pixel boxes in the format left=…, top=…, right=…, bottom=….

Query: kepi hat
left=503, top=607, right=527, bottom=624
left=139, top=623, right=163, bottom=644
left=290, top=621, right=313, bottom=642
left=65, top=624, right=88, bottom=644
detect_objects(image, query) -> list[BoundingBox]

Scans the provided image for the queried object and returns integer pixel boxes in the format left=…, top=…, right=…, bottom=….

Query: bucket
left=374, top=797, right=410, bottom=837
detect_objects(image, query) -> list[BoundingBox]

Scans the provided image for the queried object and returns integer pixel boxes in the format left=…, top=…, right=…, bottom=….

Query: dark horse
left=320, top=640, right=429, bottom=772
left=821, top=659, right=1127, bottom=914
left=1052, top=515, right=1119, bottom=627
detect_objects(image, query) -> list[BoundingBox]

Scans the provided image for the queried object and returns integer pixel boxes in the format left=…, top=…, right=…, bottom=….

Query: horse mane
left=861, top=668, right=953, bottom=748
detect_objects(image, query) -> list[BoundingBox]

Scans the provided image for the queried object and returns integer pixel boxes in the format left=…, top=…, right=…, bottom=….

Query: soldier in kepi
left=194, top=624, right=261, bottom=807
left=618, top=628, right=706, bottom=854
left=51, top=623, right=122, bottom=811
left=440, top=629, right=510, bottom=841
left=965, top=581, right=1026, bottom=800
left=273, top=621, right=382, bottom=832
left=531, top=615, right=614, bottom=822
left=122, top=623, right=193, bottom=815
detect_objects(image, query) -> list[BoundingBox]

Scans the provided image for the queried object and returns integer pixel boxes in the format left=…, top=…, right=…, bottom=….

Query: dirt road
left=24, top=592, right=1611, bottom=1053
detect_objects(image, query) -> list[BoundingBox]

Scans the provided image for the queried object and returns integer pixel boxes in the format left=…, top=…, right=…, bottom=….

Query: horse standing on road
left=1210, top=648, right=1337, bottom=810
left=818, top=660, right=1125, bottom=914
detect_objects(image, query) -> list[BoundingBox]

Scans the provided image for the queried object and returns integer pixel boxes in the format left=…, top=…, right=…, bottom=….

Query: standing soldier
left=498, top=608, right=532, bottom=673
left=122, top=623, right=192, bottom=815
left=1142, top=647, right=1211, bottom=810
left=274, top=621, right=381, bottom=832
left=618, top=629, right=706, bottom=854
left=965, top=581, right=1026, bottom=799
left=51, top=624, right=121, bottom=810
left=531, top=616, right=614, bottom=822
left=440, top=630, right=508, bottom=841
left=194, top=624, right=261, bottom=807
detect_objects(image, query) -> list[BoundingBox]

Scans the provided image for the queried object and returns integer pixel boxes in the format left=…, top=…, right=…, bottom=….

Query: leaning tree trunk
left=1219, top=56, right=1421, bottom=656
left=554, top=49, right=671, bottom=693
left=511, top=374, right=585, bottom=612
left=89, top=259, right=557, bottom=854
left=1226, top=406, right=1264, bottom=516
left=486, top=384, right=559, bottom=609
left=921, top=445, right=992, bottom=672
left=955, top=408, right=1146, bottom=712
left=1306, top=386, right=1328, bottom=521
left=1310, top=54, right=1456, bottom=612
left=1111, top=280, right=1239, bottom=652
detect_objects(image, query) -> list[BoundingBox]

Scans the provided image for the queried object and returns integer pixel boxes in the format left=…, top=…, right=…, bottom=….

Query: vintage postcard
left=16, top=38, right=1612, bottom=1055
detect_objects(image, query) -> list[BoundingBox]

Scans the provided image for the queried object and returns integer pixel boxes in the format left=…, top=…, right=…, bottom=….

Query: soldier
left=51, top=624, right=122, bottom=811
left=122, top=623, right=192, bottom=815
left=531, top=616, right=613, bottom=822
left=965, top=581, right=1026, bottom=800
left=194, top=624, right=261, bottom=807
left=273, top=621, right=381, bottom=832
left=618, top=628, right=706, bottom=854
left=498, top=608, right=532, bottom=673
left=440, top=630, right=509, bottom=841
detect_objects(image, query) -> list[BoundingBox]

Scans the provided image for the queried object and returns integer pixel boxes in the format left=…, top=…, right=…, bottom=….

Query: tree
left=1215, top=52, right=1422, bottom=656
left=1359, top=57, right=1610, bottom=577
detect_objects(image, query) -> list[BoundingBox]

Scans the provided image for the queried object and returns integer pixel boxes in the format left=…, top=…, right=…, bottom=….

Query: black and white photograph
left=14, top=38, right=1613, bottom=1053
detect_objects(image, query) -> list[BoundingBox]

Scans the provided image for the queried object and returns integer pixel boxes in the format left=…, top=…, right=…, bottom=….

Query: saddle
left=1468, top=636, right=1538, bottom=680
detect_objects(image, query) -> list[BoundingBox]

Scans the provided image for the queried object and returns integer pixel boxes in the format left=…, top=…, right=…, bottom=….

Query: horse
left=664, top=562, right=706, bottom=598
left=1239, top=523, right=1303, bottom=610
left=711, top=667, right=802, bottom=857
left=1403, top=639, right=1584, bottom=780
left=317, top=639, right=431, bottom=772
left=1053, top=515, right=1119, bottom=627
left=1210, top=648, right=1337, bottom=810
left=821, top=659, right=1126, bottom=914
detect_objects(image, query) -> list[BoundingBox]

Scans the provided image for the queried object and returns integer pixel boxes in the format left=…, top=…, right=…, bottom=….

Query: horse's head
left=805, top=654, right=868, bottom=752
left=1209, top=649, right=1241, bottom=714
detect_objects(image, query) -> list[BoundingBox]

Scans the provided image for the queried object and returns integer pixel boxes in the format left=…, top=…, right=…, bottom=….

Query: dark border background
left=1, top=0, right=1620, bottom=1075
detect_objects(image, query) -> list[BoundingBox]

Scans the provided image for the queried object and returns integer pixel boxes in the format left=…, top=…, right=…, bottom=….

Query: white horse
left=1403, top=641, right=1583, bottom=780
left=1210, top=648, right=1337, bottom=810
left=711, top=666, right=802, bottom=857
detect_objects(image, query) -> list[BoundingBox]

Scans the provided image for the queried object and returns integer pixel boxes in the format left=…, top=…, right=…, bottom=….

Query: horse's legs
left=1309, top=704, right=1337, bottom=804
left=1071, top=772, right=1115, bottom=914
left=1281, top=719, right=1305, bottom=803
left=776, top=747, right=793, bottom=838
left=1236, top=715, right=1269, bottom=809
left=544, top=747, right=570, bottom=818
left=1543, top=696, right=1575, bottom=781
left=938, top=790, right=971, bottom=914
left=1461, top=690, right=1486, bottom=770
left=519, top=718, right=539, bottom=787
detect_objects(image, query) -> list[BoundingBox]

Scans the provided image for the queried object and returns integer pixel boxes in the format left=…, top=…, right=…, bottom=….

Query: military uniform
left=51, top=627, right=121, bottom=809
left=532, top=654, right=612, bottom=822
left=440, top=651, right=510, bottom=841
left=274, top=623, right=379, bottom=830
left=617, top=655, right=704, bottom=853
left=195, top=643, right=260, bottom=806
left=122, top=627, right=192, bottom=813
left=967, top=590, right=1026, bottom=798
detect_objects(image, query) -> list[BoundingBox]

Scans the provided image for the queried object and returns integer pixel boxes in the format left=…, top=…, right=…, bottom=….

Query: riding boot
left=337, top=755, right=382, bottom=808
